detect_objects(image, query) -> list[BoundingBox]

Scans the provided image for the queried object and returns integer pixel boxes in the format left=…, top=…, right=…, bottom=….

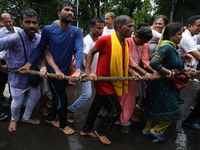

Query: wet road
left=0, top=80, right=200, bottom=150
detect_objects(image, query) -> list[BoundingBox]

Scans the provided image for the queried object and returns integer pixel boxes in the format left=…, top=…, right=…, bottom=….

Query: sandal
left=182, top=121, right=200, bottom=130
left=67, top=106, right=74, bottom=123
left=149, top=130, right=165, bottom=142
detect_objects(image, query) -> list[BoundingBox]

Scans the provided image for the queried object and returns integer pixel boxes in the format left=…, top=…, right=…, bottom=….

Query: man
left=0, top=13, right=22, bottom=34
left=102, top=12, right=115, bottom=36
left=20, top=1, right=83, bottom=135
left=99, top=12, right=116, bottom=117
left=0, top=13, right=22, bottom=105
left=80, top=15, right=135, bottom=145
left=176, top=15, right=200, bottom=104
left=0, top=8, right=41, bottom=131
left=67, top=17, right=104, bottom=123
left=177, top=15, right=200, bottom=77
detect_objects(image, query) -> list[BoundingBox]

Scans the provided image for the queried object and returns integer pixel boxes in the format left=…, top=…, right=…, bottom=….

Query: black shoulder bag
left=18, top=32, right=41, bottom=88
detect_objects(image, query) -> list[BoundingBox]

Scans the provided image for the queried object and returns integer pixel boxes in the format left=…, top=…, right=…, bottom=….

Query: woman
left=143, top=23, right=192, bottom=142
left=117, top=27, right=158, bottom=126
left=148, top=15, right=169, bottom=59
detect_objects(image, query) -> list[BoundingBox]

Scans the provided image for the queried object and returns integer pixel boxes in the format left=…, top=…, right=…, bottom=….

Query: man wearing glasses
left=0, top=13, right=22, bottom=108
left=0, top=13, right=21, bottom=34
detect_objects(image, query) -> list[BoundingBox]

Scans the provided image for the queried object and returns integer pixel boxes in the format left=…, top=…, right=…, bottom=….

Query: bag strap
left=17, top=32, right=27, bottom=62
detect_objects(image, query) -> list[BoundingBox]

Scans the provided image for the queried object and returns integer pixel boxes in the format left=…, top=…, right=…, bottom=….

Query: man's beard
left=61, top=16, right=73, bottom=23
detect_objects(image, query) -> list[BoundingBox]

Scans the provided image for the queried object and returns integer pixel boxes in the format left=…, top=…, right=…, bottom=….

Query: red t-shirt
left=94, top=35, right=126, bottom=95
left=94, top=35, right=115, bottom=95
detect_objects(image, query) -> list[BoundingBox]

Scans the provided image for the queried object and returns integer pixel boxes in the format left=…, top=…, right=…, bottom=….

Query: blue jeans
left=70, top=81, right=92, bottom=112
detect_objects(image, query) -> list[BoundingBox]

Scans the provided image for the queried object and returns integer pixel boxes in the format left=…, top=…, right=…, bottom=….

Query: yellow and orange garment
left=110, top=32, right=129, bottom=96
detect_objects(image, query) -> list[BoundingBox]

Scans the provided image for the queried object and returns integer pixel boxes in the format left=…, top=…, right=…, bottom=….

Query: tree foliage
left=100, top=0, right=153, bottom=26
left=152, top=0, right=200, bottom=25
left=0, top=0, right=62, bottom=26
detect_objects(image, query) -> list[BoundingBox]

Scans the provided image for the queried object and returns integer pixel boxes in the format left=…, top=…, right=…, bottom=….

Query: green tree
left=100, top=0, right=153, bottom=26
left=132, top=0, right=153, bottom=26
left=152, top=0, right=200, bottom=25
left=0, top=0, right=63, bottom=26
left=75, top=0, right=91, bottom=30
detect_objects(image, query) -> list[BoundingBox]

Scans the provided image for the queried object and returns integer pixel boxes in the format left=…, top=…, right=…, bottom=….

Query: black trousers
left=82, top=94, right=122, bottom=135
left=0, top=60, right=7, bottom=100
left=186, top=89, right=200, bottom=122
left=47, top=78, right=68, bottom=128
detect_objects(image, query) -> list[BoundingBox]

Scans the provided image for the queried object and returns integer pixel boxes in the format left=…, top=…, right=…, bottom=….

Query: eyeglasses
left=194, top=24, right=200, bottom=27
left=3, top=21, right=12, bottom=24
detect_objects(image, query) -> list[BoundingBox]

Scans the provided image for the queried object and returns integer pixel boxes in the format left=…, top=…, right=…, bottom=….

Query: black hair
left=186, top=15, right=200, bottom=28
left=137, top=22, right=148, bottom=29
left=57, top=1, right=74, bottom=11
left=154, top=15, right=169, bottom=26
left=114, top=15, right=132, bottom=30
left=135, top=27, right=152, bottom=41
left=90, top=17, right=104, bottom=26
left=20, top=8, right=38, bottom=21
left=162, top=23, right=183, bottom=40
left=39, top=25, right=44, bottom=29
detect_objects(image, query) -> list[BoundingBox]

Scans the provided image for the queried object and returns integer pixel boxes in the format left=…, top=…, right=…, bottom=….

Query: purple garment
left=0, top=31, right=41, bottom=89
left=0, top=26, right=22, bottom=38
left=0, top=27, right=22, bottom=61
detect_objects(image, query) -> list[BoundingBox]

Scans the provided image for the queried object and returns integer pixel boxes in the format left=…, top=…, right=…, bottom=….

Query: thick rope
left=7, top=68, right=199, bottom=81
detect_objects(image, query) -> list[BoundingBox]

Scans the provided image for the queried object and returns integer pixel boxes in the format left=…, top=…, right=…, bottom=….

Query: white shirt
left=148, top=29, right=161, bottom=54
left=177, top=29, right=198, bottom=68
left=102, top=26, right=115, bottom=36
left=83, top=33, right=99, bottom=73
left=193, top=34, right=200, bottom=51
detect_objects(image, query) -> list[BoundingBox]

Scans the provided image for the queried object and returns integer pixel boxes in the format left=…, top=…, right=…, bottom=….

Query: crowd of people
left=0, top=1, right=200, bottom=146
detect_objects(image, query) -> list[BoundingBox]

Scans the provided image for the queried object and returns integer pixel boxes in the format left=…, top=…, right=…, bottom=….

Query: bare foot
left=8, top=120, right=17, bottom=132
left=22, top=118, right=40, bottom=124
left=95, top=130, right=111, bottom=145
left=59, top=126, right=75, bottom=135
left=150, top=129, right=160, bottom=134
left=131, top=115, right=141, bottom=122
left=45, top=120, right=60, bottom=127
left=80, top=131, right=97, bottom=137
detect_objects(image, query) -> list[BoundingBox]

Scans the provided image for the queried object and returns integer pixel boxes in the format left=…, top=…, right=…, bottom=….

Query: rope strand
left=7, top=68, right=199, bottom=81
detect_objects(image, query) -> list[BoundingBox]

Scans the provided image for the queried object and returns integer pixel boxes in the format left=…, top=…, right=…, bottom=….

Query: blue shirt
left=0, top=31, right=41, bottom=89
left=29, top=23, right=83, bottom=74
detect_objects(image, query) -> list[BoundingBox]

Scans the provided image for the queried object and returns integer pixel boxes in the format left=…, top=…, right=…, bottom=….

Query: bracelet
left=181, top=55, right=185, bottom=59
left=166, top=70, right=172, bottom=77
left=40, top=67, right=47, bottom=71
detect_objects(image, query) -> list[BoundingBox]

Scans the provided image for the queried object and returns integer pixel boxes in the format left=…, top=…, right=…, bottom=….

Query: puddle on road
left=68, top=135, right=82, bottom=150
left=175, top=122, right=188, bottom=150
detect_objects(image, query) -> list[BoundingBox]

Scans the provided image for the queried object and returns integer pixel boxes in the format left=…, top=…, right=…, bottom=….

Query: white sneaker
left=189, top=78, right=199, bottom=82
